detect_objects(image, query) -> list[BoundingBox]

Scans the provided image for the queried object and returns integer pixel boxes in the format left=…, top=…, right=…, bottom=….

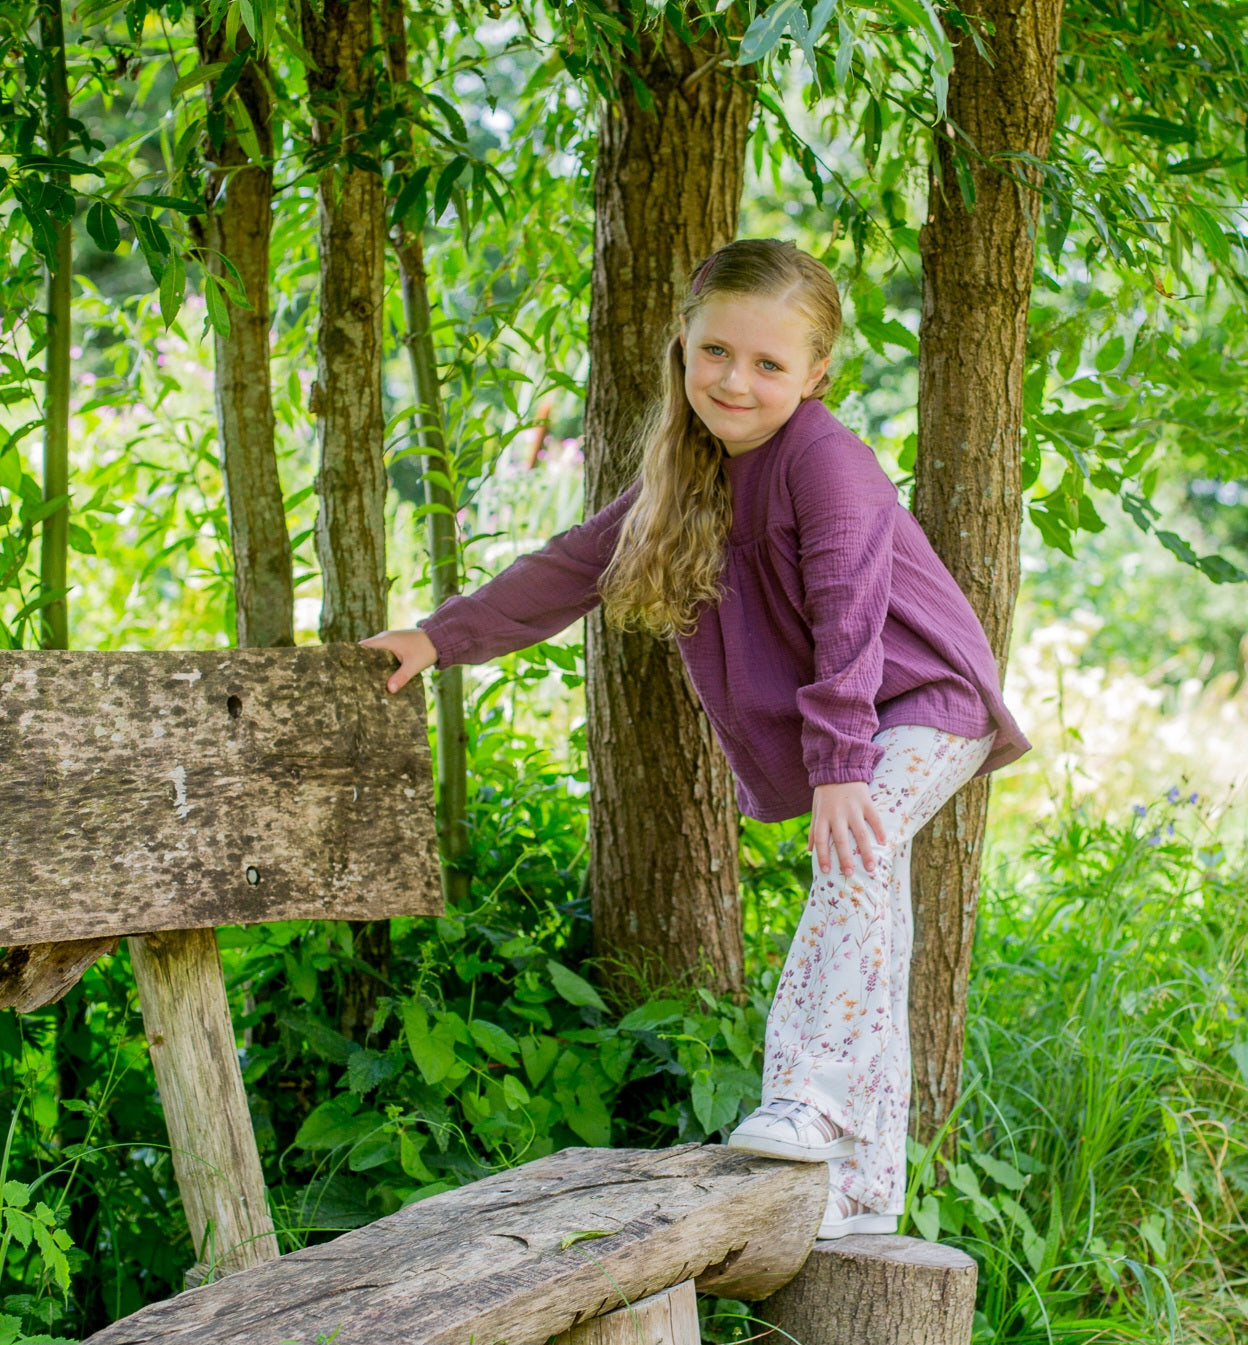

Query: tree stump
left=555, top=1280, right=699, bottom=1345
left=759, top=1235, right=978, bottom=1345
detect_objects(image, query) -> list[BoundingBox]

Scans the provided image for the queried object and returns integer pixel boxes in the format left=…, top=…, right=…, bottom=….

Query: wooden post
left=127, top=928, right=279, bottom=1280
left=556, top=1281, right=698, bottom=1345
left=758, top=1235, right=978, bottom=1345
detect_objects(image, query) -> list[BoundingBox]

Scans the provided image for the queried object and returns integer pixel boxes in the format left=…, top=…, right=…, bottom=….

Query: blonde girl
left=364, top=238, right=1029, bottom=1237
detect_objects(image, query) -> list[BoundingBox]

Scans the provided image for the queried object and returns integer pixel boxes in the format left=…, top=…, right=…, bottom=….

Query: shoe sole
left=725, top=1132, right=856, bottom=1162
left=817, top=1213, right=898, bottom=1239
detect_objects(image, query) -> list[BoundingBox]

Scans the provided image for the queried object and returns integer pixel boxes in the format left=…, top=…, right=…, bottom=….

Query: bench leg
left=759, top=1234, right=977, bottom=1345
left=556, top=1279, right=700, bottom=1344
left=129, top=928, right=279, bottom=1283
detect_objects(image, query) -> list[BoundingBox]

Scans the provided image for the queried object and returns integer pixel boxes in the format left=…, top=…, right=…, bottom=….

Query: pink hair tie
left=691, top=252, right=719, bottom=295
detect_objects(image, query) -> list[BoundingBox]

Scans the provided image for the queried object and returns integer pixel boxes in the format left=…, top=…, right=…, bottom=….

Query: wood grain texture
left=555, top=1279, right=699, bottom=1345
left=0, top=644, right=439, bottom=945
left=0, top=936, right=118, bottom=1012
left=82, top=1145, right=825, bottom=1345
left=128, top=928, right=279, bottom=1277
left=759, top=1235, right=977, bottom=1345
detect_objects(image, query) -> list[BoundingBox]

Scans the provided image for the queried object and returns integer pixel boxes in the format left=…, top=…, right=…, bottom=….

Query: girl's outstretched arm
left=359, top=627, right=438, bottom=694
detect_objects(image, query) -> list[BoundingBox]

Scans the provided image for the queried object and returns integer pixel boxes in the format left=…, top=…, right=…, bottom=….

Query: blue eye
left=760, top=360, right=780, bottom=372
left=705, top=344, right=726, bottom=356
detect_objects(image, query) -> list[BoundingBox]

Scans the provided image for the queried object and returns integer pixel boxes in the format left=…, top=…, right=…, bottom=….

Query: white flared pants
left=762, top=725, right=995, bottom=1213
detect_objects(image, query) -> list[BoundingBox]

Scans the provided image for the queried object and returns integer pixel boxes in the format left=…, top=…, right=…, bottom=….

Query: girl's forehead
left=687, top=292, right=813, bottom=349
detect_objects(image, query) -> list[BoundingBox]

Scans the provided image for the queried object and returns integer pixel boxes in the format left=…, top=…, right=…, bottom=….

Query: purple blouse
left=422, top=399, right=1030, bottom=822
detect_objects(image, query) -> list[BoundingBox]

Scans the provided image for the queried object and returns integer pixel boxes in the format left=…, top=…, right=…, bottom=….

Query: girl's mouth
left=711, top=397, right=753, bottom=412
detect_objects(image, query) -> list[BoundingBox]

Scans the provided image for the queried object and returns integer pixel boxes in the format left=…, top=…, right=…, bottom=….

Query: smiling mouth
left=711, top=397, right=753, bottom=412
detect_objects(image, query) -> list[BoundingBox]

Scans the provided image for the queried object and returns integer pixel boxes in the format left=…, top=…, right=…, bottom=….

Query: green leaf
left=1117, top=114, right=1197, bottom=143
left=128, top=193, right=205, bottom=215
left=910, top=1191, right=941, bottom=1241
left=159, top=253, right=186, bottom=330
left=279, top=1011, right=360, bottom=1064
left=502, top=1073, right=531, bottom=1109
left=546, top=960, right=606, bottom=1012
left=293, top=1097, right=374, bottom=1151
left=618, top=999, right=685, bottom=1032
left=520, top=1033, right=559, bottom=1087
left=346, top=1048, right=399, bottom=1094
left=86, top=200, right=121, bottom=252
left=973, top=1153, right=1028, bottom=1191
left=564, top=1082, right=611, bottom=1146
left=17, top=155, right=104, bottom=177
left=559, top=1228, right=619, bottom=1251
left=171, top=61, right=227, bottom=100
left=204, top=277, right=232, bottom=339
left=391, top=165, right=431, bottom=229
left=737, top=0, right=801, bottom=64
left=434, top=156, right=468, bottom=221
left=2, top=1180, right=31, bottom=1210
left=468, top=1018, right=519, bottom=1066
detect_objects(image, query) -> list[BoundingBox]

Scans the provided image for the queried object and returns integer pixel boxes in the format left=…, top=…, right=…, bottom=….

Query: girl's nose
left=720, top=360, right=748, bottom=392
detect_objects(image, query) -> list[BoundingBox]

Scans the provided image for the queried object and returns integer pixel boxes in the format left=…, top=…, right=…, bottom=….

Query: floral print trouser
left=762, top=725, right=996, bottom=1214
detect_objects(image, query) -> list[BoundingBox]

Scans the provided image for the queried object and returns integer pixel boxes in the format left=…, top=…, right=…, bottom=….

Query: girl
left=363, top=238, right=1029, bottom=1240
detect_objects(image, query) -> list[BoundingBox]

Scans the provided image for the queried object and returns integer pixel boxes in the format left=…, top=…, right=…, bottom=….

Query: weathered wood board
left=555, top=1280, right=699, bottom=1344
left=760, top=1234, right=978, bottom=1345
left=0, top=644, right=440, bottom=945
left=82, top=1145, right=826, bottom=1345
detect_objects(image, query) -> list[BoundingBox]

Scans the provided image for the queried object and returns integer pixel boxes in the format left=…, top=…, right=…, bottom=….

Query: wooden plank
left=758, top=1234, right=978, bottom=1345
left=128, top=928, right=279, bottom=1279
left=0, top=936, right=118, bottom=1012
left=82, top=1145, right=825, bottom=1345
left=555, top=1280, right=699, bottom=1344
left=0, top=644, right=440, bottom=945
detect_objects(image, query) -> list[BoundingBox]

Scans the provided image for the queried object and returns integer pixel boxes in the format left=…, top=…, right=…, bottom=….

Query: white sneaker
left=726, top=1098, right=855, bottom=1161
left=818, top=1193, right=898, bottom=1239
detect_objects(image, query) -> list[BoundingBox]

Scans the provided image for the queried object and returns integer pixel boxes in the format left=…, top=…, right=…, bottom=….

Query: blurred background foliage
left=1, top=2, right=1246, bottom=1343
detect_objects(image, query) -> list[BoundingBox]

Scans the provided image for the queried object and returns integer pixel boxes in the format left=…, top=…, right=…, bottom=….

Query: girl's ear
left=678, top=318, right=688, bottom=352
left=802, top=355, right=831, bottom=398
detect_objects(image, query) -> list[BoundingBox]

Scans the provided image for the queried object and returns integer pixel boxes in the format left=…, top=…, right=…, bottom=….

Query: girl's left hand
left=809, top=781, right=887, bottom=878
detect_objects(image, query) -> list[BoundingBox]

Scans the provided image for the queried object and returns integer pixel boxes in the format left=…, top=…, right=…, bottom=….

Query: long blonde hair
left=599, top=238, right=842, bottom=637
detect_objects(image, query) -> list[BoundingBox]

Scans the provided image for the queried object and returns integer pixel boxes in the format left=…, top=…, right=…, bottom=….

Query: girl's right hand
left=358, top=628, right=439, bottom=694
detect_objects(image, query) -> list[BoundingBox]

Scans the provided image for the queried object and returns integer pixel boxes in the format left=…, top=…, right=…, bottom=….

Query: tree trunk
left=38, top=0, right=69, bottom=652
left=910, top=0, right=1063, bottom=1140
left=584, top=10, right=752, bottom=997
left=195, top=10, right=293, bottom=649
left=381, top=0, right=470, bottom=906
left=303, top=0, right=390, bottom=1035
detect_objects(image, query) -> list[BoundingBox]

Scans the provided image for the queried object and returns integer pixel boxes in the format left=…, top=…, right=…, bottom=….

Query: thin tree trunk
left=38, top=0, right=69, bottom=651
left=195, top=10, right=293, bottom=648
left=584, top=10, right=752, bottom=997
left=37, top=3, right=97, bottom=1327
left=381, top=0, right=469, bottom=905
left=303, top=0, right=390, bottom=1034
left=910, top=0, right=1063, bottom=1140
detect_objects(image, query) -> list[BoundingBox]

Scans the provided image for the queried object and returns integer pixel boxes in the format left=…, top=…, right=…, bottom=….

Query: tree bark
left=910, top=0, right=1063, bottom=1140
left=584, top=9, right=752, bottom=998
left=381, top=0, right=470, bottom=906
left=302, top=0, right=390, bottom=1035
left=195, top=10, right=293, bottom=649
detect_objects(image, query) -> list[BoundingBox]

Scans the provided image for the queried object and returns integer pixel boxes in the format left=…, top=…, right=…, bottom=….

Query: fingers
left=848, top=815, right=877, bottom=876
left=830, top=820, right=855, bottom=877
left=358, top=629, right=437, bottom=694
left=808, top=818, right=832, bottom=876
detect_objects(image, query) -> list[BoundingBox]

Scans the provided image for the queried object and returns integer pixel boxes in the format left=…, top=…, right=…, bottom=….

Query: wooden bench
left=75, top=1144, right=976, bottom=1345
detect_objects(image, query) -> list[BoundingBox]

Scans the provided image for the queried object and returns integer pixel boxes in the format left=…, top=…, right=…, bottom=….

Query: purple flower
left=1189, top=792, right=1199, bottom=804
left=1133, top=804, right=1148, bottom=817
left=1166, top=786, right=1181, bottom=804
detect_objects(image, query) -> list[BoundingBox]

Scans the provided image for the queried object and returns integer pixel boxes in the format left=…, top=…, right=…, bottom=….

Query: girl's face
left=680, top=293, right=830, bottom=456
